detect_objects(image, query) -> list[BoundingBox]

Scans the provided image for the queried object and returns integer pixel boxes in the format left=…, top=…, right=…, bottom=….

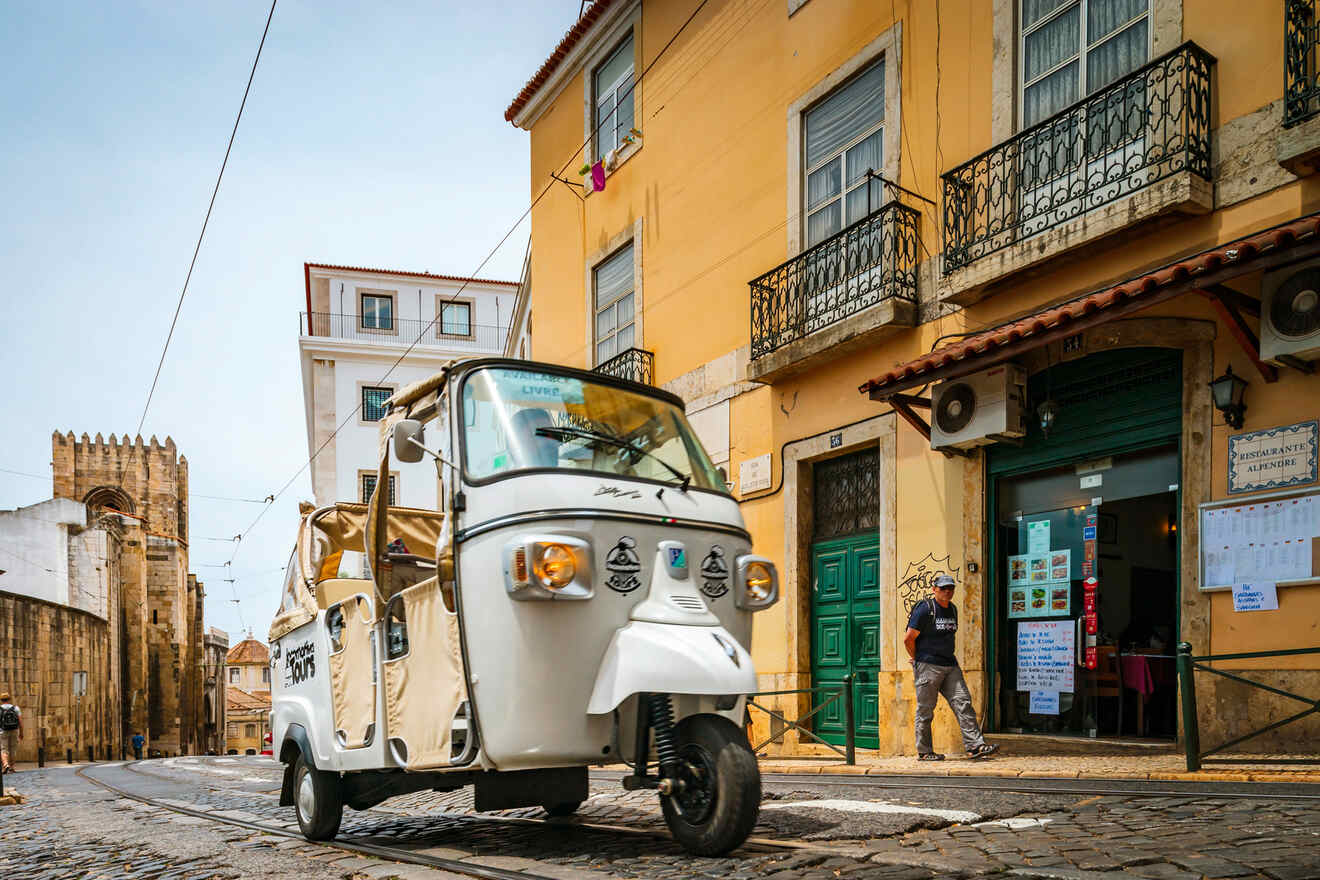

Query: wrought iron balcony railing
left=1286, top=0, right=1320, bottom=126
left=749, top=201, right=920, bottom=360
left=301, top=312, right=509, bottom=349
left=593, top=347, right=655, bottom=385
left=942, top=42, right=1214, bottom=275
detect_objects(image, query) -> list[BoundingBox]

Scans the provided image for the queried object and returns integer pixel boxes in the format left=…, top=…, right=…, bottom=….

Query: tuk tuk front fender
left=587, top=621, right=756, bottom=715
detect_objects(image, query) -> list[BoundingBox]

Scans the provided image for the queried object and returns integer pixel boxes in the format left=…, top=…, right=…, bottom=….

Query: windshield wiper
left=536, top=426, right=691, bottom=492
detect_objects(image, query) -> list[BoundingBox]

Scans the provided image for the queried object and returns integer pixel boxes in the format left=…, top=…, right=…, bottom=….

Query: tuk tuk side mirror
left=394, top=420, right=427, bottom=463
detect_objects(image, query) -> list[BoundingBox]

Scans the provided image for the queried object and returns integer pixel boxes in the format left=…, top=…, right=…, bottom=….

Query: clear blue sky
left=0, top=1, right=573, bottom=642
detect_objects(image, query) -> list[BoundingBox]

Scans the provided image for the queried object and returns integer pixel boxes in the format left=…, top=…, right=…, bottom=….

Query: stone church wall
left=0, top=590, right=120, bottom=762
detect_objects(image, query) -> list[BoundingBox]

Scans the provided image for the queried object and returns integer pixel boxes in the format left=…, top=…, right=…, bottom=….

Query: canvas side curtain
left=329, top=594, right=376, bottom=749
left=383, top=578, right=467, bottom=770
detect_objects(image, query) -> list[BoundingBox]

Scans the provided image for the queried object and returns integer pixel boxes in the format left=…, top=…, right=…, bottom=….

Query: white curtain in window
left=1021, top=0, right=1148, bottom=127
left=1087, top=17, right=1147, bottom=91
left=594, top=243, right=634, bottom=363
left=804, top=61, right=884, bottom=170
left=594, top=36, right=634, bottom=159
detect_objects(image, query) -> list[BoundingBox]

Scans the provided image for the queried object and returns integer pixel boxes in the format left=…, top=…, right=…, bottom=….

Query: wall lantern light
left=1208, top=364, right=1249, bottom=429
left=1037, top=399, right=1058, bottom=438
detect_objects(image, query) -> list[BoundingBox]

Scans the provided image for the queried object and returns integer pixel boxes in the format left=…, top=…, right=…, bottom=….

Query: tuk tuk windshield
left=461, top=366, right=727, bottom=492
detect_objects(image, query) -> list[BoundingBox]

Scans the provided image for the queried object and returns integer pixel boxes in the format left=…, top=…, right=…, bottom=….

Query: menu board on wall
left=1199, top=489, right=1320, bottom=591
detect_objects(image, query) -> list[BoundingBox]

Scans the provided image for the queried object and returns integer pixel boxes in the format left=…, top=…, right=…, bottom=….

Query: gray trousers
left=914, top=661, right=985, bottom=754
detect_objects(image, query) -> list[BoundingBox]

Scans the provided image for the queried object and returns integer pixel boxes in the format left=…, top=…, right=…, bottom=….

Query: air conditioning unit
left=1261, top=259, right=1320, bottom=363
left=930, top=364, right=1027, bottom=450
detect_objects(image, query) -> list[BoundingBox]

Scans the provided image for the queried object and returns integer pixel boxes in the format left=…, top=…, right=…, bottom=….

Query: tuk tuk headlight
left=735, top=555, right=779, bottom=610
left=504, top=534, right=593, bottom=600
left=534, top=543, right=575, bottom=590
left=745, top=563, right=773, bottom=602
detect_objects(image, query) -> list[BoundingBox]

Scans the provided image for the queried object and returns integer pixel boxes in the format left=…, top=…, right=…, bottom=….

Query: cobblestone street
left=1, top=758, right=1319, bottom=879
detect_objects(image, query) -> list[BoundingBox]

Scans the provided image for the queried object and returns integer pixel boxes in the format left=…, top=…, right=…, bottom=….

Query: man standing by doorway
left=131, top=732, right=145, bottom=760
left=0, top=692, right=22, bottom=773
left=904, top=574, right=999, bottom=761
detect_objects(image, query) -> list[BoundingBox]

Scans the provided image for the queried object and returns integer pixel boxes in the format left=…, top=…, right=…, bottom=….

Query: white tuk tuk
left=269, top=359, right=779, bottom=855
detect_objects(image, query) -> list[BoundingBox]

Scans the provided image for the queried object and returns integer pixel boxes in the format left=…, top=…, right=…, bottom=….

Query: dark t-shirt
left=908, top=599, right=958, bottom=667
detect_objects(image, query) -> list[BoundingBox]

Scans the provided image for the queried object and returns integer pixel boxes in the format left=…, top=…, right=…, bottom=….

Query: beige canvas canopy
left=268, top=501, right=453, bottom=641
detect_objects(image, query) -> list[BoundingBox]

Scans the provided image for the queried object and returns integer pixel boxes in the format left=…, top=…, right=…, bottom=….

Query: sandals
left=968, top=743, right=1000, bottom=759
left=917, top=752, right=945, bottom=761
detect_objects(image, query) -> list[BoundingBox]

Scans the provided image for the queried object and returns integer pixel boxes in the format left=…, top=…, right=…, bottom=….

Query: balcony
left=748, top=202, right=919, bottom=382
left=941, top=42, right=1215, bottom=305
left=593, top=347, right=655, bottom=385
left=301, top=312, right=509, bottom=350
left=1280, top=0, right=1320, bottom=174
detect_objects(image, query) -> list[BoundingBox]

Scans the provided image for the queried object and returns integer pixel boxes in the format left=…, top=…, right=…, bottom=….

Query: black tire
left=292, top=755, right=343, bottom=841
left=660, top=713, right=761, bottom=856
left=543, top=801, right=582, bottom=817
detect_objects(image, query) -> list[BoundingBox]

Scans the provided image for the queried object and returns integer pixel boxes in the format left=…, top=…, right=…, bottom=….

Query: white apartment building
left=299, top=262, right=519, bottom=510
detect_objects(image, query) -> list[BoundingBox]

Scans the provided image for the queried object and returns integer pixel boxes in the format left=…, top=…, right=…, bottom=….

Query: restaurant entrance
left=988, top=348, right=1183, bottom=740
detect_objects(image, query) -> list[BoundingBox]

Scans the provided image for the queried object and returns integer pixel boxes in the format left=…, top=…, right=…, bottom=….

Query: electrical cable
left=134, top=0, right=277, bottom=445
left=221, top=0, right=717, bottom=586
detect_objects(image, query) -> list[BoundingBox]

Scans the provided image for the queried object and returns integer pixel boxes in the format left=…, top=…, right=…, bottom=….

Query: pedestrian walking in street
left=0, top=692, right=22, bottom=772
left=132, top=732, right=145, bottom=760
left=904, top=574, right=998, bottom=761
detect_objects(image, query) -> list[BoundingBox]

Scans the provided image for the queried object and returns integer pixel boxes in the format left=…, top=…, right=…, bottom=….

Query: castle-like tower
left=51, top=431, right=204, bottom=755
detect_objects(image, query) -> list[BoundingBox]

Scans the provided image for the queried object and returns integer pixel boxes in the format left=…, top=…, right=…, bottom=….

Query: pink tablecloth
left=1120, top=655, right=1155, bottom=697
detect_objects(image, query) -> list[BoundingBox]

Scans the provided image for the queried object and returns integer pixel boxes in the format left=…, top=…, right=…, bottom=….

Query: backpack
left=0, top=705, right=18, bottom=731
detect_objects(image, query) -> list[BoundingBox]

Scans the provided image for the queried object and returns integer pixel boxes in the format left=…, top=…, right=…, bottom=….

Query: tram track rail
left=74, top=761, right=854, bottom=880
left=76, top=762, right=571, bottom=880
left=71, top=759, right=1320, bottom=880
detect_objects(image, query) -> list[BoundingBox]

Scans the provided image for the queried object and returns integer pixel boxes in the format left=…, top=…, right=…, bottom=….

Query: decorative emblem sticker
left=700, top=545, right=730, bottom=598
left=604, top=536, right=643, bottom=593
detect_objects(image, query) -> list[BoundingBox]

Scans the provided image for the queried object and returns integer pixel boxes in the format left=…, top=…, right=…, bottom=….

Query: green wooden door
left=810, top=534, right=881, bottom=748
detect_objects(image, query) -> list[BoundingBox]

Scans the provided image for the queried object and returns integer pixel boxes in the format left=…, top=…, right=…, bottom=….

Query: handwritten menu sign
left=1017, top=621, right=1075, bottom=692
left=1200, top=490, right=1320, bottom=590
left=1231, top=581, right=1280, bottom=612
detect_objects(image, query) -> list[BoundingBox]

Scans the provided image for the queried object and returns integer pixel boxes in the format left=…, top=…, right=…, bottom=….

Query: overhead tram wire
left=110, top=0, right=277, bottom=497
left=221, top=0, right=717, bottom=589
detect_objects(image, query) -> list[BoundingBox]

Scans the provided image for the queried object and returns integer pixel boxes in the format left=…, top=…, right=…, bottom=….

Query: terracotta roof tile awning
left=505, top=0, right=621, bottom=123
left=859, top=214, right=1320, bottom=399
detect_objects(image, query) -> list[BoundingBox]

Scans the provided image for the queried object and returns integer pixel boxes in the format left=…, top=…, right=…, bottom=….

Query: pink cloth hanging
left=1120, top=655, right=1155, bottom=699
left=591, top=161, right=606, bottom=192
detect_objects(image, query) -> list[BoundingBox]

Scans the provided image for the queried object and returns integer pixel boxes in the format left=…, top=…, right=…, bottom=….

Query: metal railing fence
left=301, top=312, right=509, bottom=350
left=942, top=42, right=1214, bottom=274
left=745, top=675, right=856, bottom=765
left=1286, top=0, right=1320, bottom=126
left=592, top=347, right=655, bottom=385
left=1176, top=641, right=1320, bottom=771
left=749, top=202, right=919, bottom=360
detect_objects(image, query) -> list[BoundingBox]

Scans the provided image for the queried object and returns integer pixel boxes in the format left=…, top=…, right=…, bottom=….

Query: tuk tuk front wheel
left=293, top=755, right=343, bottom=841
left=543, top=800, right=582, bottom=817
left=659, top=713, right=761, bottom=856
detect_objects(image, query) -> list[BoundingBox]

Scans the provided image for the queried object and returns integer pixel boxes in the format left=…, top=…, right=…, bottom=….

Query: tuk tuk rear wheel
left=293, top=755, right=343, bottom=841
left=543, top=801, right=582, bottom=817
left=659, top=714, right=760, bottom=856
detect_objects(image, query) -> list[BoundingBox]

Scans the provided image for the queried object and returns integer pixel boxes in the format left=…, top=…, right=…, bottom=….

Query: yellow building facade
left=508, top=0, right=1320, bottom=757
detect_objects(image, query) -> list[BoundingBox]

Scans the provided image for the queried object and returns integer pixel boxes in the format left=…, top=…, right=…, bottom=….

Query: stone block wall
left=0, top=590, right=119, bottom=762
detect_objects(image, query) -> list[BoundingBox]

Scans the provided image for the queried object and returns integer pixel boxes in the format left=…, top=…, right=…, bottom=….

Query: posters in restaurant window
left=1007, top=548, right=1071, bottom=619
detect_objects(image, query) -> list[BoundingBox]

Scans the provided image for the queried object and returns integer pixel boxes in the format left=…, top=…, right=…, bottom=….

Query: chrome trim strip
left=456, top=509, right=752, bottom=543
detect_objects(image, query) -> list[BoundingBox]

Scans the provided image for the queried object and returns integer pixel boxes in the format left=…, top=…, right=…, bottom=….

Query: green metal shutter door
left=988, top=348, right=1182, bottom=478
